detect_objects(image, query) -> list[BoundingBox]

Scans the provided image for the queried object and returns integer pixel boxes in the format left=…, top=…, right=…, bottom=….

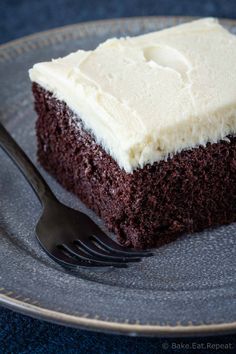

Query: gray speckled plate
left=0, top=16, right=236, bottom=337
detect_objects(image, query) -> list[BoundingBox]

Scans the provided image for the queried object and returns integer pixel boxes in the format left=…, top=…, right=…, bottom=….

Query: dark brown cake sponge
left=32, top=83, right=236, bottom=249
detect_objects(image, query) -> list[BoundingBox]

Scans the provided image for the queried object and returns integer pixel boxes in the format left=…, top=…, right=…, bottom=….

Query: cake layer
left=33, top=84, right=236, bottom=248
left=30, top=18, right=236, bottom=172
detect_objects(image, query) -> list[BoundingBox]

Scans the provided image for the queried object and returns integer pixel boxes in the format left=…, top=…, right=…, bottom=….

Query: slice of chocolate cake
left=29, top=18, right=236, bottom=248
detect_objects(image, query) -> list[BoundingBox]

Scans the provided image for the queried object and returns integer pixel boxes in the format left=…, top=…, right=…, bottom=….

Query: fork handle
left=0, top=121, right=56, bottom=205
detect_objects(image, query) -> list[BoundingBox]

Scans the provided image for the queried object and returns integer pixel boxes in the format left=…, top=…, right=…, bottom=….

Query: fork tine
left=74, top=239, right=141, bottom=262
left=49, top=247, right=126, bottom=268
left=92, top=228, right=153, bottom=257
left=61, top=244, right=128, bottom=267
left=49, top=248, right=85, bottom=267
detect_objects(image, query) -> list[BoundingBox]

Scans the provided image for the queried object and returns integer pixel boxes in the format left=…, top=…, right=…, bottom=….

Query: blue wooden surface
left=0, top=307, right=235, bottom=353
left=0, top=0, right=236, bottom=352
left=1, top=0, right=236, bottom=45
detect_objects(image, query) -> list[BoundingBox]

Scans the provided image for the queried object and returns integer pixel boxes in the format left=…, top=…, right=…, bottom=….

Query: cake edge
left=32, top=82, right=236, bottom=248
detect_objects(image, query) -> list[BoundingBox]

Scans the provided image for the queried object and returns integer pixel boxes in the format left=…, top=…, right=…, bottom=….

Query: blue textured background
left=1, top=0, right=236, bottom=352
left=1, top=0, right=236, bottom=44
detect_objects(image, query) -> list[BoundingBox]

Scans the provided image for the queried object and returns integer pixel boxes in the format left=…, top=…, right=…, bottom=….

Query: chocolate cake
left=29, top=18, right=236, bottom=248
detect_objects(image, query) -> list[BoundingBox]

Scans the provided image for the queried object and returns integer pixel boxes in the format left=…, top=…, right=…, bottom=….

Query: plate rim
left=1, top=15, right=236, bottom=52
left=1, top=15, right=196, bottom=50
left=1, top=15, right=236, bottom=336
left=1, top=293, right=236, bottom=336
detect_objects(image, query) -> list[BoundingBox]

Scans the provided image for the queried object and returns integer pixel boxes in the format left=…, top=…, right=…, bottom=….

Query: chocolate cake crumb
left=32, top=83, right=236, bottom=249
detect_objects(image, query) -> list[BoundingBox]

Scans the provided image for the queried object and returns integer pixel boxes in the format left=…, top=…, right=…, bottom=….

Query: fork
left=0, top=122, right=152, bottom=268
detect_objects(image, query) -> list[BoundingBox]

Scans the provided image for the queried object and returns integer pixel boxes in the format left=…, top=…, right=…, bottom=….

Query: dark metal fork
left=0, top=122, right=152, bottom=268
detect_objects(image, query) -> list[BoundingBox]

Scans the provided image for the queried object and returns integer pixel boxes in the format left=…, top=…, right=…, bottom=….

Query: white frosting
left=29, top=18, right=236, bottom=172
